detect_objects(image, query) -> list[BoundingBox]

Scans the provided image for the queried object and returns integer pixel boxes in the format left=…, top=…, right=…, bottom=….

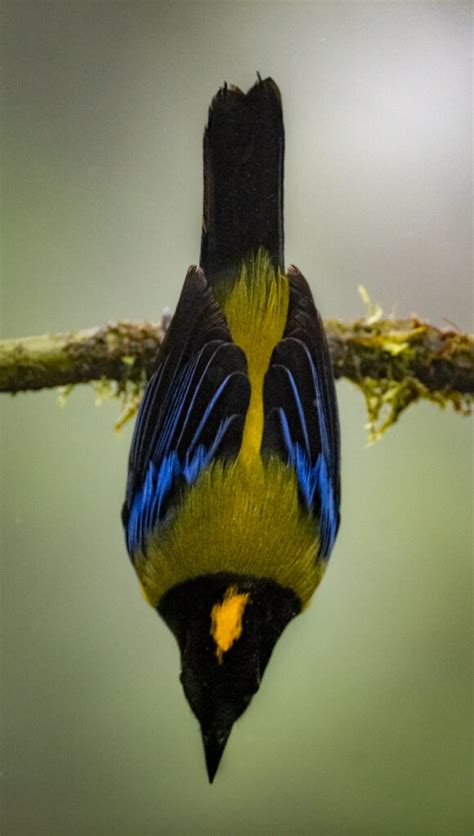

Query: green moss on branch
left=1, top=313, right=472, bottom=438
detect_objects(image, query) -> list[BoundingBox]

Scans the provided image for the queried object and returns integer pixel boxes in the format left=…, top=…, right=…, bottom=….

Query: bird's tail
left=200, top=76, right=284, bottom=287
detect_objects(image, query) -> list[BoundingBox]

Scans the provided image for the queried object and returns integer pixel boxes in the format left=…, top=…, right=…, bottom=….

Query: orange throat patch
left=210, top=585, right=250, bottom=663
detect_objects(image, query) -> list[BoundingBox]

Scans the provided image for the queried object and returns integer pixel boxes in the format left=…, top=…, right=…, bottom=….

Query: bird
left=122, top=76, right=340, bottom=783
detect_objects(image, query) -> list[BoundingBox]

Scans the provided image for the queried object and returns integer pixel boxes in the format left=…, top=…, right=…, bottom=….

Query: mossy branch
left=1, top=312, right=472, bottom=439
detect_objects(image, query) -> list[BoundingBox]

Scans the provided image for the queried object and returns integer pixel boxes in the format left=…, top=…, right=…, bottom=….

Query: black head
left=158, top=573, right=300, bottom=782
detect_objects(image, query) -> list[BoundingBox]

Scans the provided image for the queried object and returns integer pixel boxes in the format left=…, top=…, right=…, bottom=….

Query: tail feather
left=200, top=76, right=284, bottom=286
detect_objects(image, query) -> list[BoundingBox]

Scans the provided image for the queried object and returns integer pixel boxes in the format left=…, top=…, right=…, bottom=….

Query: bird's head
left=158, top=573, right=300, bottom=781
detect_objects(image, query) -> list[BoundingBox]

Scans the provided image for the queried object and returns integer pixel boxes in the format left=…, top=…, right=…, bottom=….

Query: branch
left=0, top=320, right=169, bottom=393
left=1, top=314, right=472, bottom=438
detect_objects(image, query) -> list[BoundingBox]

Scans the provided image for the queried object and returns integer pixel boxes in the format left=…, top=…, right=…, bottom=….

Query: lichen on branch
left=327, top=314, right=472, bottom=439
left=1, top=307, right=472, bottom=439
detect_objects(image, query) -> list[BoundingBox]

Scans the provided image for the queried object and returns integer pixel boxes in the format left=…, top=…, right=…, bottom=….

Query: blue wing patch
left=125, top=345, right=249, bottom=556
left=262, top=266, right=340, bottom=559
left=122, top=266, right=250, bottom=560
left=126, top=434, right=233, bottom=556
left=272, top=344, right=339, bottom=556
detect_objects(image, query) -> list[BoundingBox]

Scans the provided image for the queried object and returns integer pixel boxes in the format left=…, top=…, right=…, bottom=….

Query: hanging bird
left=122, top=76, right=340, bottom=782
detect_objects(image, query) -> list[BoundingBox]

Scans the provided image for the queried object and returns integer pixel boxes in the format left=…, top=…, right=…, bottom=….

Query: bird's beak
left=201, top=723, right=233, bottom=783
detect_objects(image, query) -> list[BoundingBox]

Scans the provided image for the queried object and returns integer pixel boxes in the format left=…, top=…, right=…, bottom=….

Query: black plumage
left=201, top=77, right=285, bottom=285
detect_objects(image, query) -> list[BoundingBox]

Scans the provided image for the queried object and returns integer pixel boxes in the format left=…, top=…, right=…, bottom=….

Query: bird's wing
left=262, top=266, right=340, bottom=557
left=123, top=266, right=250, bottom=555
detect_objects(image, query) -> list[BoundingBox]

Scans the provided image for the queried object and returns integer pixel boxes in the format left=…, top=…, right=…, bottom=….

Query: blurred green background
left=1, top=2, right=472, bottom=835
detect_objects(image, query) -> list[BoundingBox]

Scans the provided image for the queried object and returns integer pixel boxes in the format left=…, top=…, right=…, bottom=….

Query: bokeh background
left=1, top=2, right=472, bottom=835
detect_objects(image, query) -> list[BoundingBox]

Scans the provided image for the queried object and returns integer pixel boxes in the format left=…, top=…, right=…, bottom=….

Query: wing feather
left=262, top=266, right=340, bottom=557
left=123, top=267, right=250, bottom=556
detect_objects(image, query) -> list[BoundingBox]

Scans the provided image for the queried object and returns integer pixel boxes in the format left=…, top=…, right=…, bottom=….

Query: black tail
left=200, top=76, right=284, bottom=287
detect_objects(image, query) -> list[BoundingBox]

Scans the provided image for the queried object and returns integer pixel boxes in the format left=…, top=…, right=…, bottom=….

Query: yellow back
left=216, top=250, right=289, bottom=467
left=135, top=252, right=323, bottom=608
